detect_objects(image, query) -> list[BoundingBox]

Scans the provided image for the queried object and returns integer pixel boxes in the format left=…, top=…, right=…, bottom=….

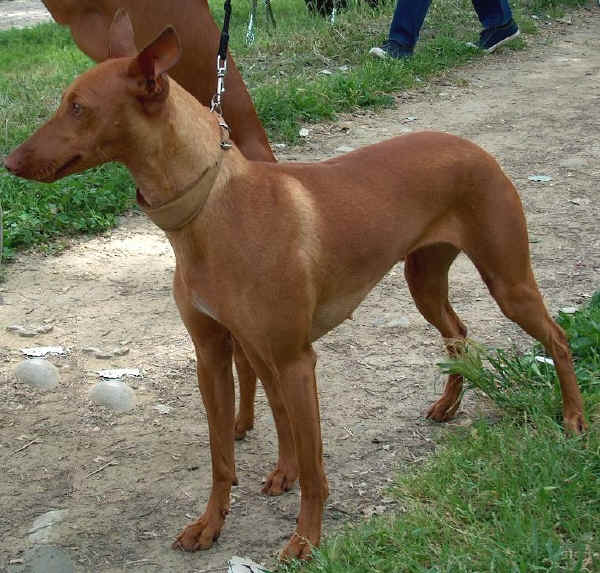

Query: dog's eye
left=70, top=102, right=83, bottom=117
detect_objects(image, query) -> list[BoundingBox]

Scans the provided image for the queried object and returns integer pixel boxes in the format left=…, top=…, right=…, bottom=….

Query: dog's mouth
left=54, top=154, right=82, bottom=179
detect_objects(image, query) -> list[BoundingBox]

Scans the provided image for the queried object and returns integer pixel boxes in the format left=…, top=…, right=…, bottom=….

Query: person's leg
left=369, top=0, right=431, bottom=59
left=388, top=0, right=433, bottom=48
left=473, top=0, right=519, bottom=52
left=471, top=0, right=513, bottom=28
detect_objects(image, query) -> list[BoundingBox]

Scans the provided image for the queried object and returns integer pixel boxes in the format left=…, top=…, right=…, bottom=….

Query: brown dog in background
left=4, top=15, right=586, bottom=561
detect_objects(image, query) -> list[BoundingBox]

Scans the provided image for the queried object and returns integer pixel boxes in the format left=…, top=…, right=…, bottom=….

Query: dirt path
left=0, top=0, right=50, bottom=30
left=1, top=5, right=599, bottom=572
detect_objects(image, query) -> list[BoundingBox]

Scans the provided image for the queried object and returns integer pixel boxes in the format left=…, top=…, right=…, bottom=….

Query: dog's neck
left=125, top=83, right=230, bottom=229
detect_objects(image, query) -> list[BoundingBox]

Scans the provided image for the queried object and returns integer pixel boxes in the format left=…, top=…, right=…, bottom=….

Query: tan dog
left=4, top=19, right=586, bottom=561
left=42, top=0, right=268, bottom=439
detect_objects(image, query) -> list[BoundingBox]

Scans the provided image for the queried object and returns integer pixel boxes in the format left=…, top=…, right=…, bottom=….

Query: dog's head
left=3, top=10, right=182, bottom=182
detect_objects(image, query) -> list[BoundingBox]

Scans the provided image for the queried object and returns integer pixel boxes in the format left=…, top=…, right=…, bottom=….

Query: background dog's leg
left=172, top=276, right=237, bottom=551
left=276, top=346, right=328, bottom=560
left=404, top=244, right=467, bottom=422
left=233, top=340, right=257, bottom=440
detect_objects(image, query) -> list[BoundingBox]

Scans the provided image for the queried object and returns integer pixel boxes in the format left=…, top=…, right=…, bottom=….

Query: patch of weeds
left=442, top=292, right=600, bottom=422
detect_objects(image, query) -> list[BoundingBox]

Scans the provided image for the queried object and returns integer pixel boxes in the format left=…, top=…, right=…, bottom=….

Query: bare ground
left=1, top=4, right=599, bottom=572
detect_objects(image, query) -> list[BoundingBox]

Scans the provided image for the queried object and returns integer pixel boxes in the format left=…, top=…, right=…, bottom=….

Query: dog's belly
left=311, top=287, right=373, bottom=341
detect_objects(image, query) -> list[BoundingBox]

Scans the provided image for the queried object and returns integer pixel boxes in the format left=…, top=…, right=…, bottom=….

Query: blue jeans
left=389, top=0, right=514, bottom=48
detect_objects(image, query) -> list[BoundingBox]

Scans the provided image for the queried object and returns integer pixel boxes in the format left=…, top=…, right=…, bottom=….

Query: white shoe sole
left=368, top=46, right=388, bottom=59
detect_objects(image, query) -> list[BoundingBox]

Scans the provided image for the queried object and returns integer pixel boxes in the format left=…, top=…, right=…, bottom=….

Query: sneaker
left=478, top=19, right=520, bottom=53
left=369, top=40, right=413, bottom=60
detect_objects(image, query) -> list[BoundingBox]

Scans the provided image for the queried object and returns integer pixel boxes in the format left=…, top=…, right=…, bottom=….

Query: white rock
left=14, top=359, right=59, bottom=390
left=559, top=307, right=578, bottom=314
left=153, top=404, right=172, bottom=415
left=89, top=380, right=136, bottom=412
left=28, top=509, right=68, bottom=543
left=228, top=556, right=270, bottom=573
left=20, top=346, right=65, bottom=357
left=96, top=367, right=140, bottom=379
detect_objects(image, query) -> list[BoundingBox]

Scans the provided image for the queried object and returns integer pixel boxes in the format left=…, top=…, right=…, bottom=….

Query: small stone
left=89, top=380, right=136, bottom=412
left=559, top=307, right=578, bottom=314
left=20, top=346, right=65, bottom=357
left=28, top=510, right=68, bottom=543
left=96, top=367, right=140, bottom=379
left=94, top=351, right=114, bottom=359
left=335, top=145, right=355, bottom=153
left=528, top=174, right=552, bottom=182
left=153, top=404, right=172, bottom=415
left=112, top=347, right=130, bottom=356
left=299, top=128, right=310, bottom=137
left=228, top=556, right=270, bottom=573
left=14, top=359, right=59, bottom=391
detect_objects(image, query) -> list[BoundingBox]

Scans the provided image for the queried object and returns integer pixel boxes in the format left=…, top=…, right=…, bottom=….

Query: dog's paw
left=426, top=397, right=460, bottom=422
left=564, top=411, right=588, bottom=435
left=279, top=531, right=316, bottom=561
left=172, top=514, right=223, bottom=552
left=262, top=465, right=298, bottom=496
left=234, top=416, right=253, bottom=440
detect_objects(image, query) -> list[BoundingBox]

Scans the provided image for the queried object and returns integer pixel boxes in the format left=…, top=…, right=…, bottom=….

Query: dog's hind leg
left=470, top=248, right=587, bottom=434
left=404, top=243, right=467, bottom=422
left=233, top=339, right=257, bottom=440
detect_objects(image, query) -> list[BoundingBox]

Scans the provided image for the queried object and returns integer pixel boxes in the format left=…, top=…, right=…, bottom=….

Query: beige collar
left=137, top=155, right=223, bottom=231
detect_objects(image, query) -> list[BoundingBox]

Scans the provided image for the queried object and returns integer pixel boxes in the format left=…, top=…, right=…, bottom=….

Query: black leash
left=218, top=0, right=232, bottom=62
left=211, top=0, right=233, bottom=150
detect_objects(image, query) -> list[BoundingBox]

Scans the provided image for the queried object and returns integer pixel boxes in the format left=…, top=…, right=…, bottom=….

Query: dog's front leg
left=172, top=280, right=236, bottom=551
left=273, top=346, right=328, bottom=560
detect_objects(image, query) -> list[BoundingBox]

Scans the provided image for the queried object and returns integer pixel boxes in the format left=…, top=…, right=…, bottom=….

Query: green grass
left=282, top=293, right=600, bottom=572
left=0, top=0, right=591, bottom=256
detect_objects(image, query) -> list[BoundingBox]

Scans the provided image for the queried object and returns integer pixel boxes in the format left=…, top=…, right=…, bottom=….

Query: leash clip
left=210, top=54, right=228, bottom=116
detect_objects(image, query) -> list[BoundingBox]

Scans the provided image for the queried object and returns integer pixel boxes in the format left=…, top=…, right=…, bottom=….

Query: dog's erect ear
left=130, top=27, right=181, bottom=85
left=108, top=9, right=137, bottom=58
